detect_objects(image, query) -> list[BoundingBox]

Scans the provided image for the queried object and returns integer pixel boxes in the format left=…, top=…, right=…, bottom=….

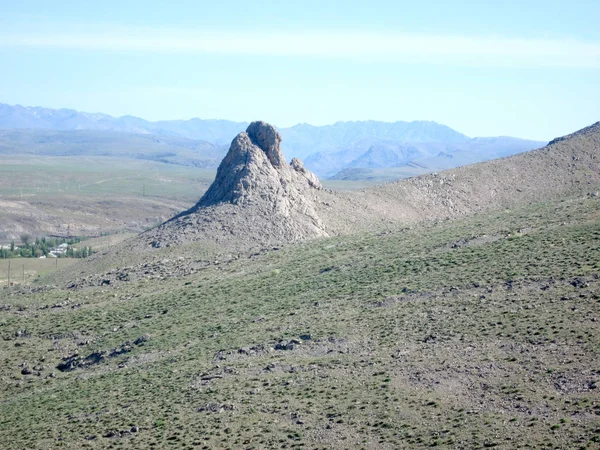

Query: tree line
left=0, top=235, right=94, bottom=259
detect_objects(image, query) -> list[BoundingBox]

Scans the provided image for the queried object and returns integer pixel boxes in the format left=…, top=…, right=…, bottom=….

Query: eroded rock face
left=197, top=121, right=321, bottom=208
left=146, top=121, right=327, bottom=249
left=246, top=120, right=285, bottom=168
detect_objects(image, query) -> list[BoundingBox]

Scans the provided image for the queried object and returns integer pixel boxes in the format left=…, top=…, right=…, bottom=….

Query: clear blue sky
left=1, top=0, right=599, bottom=140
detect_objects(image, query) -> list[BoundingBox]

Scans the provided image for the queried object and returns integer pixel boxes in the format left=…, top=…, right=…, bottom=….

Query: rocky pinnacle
left=154, top=121, right=328, bottom=248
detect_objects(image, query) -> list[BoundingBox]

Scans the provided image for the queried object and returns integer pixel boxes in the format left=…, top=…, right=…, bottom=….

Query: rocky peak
left=290, top=157, right=322, bottom=189
left=193, top=121, right=321, bottom=209
left=154, top=121, right=328, bottom=248
left=246, top=121, right=285, bottom=168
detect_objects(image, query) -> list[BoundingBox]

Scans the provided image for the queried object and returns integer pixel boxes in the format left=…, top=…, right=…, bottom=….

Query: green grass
left=1, top=193, right=600, bottom=448
left=0, top=257, right=76, bottom=286
left=0, top=155, right=216, bottom=200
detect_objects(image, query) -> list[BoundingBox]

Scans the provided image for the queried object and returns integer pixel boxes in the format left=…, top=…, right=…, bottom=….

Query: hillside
left=0, top=122, right=599, bottom=449
left=53, top=120, right=599, bottom=289
left=1, top=180, right=599, bottom=449
left=316, top=122, right=600, bottom=234
left=123, top=121, right=600, bottom=253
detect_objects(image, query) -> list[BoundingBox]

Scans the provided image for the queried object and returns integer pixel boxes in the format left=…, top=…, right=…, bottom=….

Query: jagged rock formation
left=66, top=120, right=600, bottom=282
left=144, top=121, right=327, bottom=249
left=190, top=121, right=322, bottom=208
left=141, top=120, right=600, bottom=250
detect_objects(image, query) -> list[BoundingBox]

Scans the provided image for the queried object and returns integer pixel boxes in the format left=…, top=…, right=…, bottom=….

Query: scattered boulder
left=275, top=340, right=296, bottom=351
left=571, top=278, right=589, bottom=288
left=134, top=334, right=151, bottom=345
left=197, top=403, right=235, bottom=413
left=56, top=343, right=133, bottom=372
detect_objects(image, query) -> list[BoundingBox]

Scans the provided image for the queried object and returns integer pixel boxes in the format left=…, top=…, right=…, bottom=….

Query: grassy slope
left=0, top=258, right=77, bottom=286
left=1, top=193, right=599, bottom=449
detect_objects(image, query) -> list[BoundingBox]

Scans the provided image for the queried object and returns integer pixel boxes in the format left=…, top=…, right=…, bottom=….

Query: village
left=0, top=235, right=93, bottom=259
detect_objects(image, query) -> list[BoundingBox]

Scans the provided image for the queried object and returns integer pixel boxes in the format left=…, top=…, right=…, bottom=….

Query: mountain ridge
left=125, top=120, right=599, bottom=253
left=0, top=102, right=546, bottom=178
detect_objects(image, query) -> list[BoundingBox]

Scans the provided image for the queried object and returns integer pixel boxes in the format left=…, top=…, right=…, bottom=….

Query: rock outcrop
left=193, top=121, right=322, bottom=208
left=144, top=121, right=328, bottom=249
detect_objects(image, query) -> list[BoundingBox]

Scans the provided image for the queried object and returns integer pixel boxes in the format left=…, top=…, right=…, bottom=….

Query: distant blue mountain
left=305, top=134, right=545, bottom=177
left=280, top=120, right=469, bottom=160
left=0, top=103, right=248, bottom=142
left=0, top=103, right=546, bottom=177
left=0, top=128, right=227, bottom=168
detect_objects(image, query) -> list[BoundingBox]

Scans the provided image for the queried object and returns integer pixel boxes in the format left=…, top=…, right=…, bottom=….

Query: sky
left=0, top=0, right=599, bottom=140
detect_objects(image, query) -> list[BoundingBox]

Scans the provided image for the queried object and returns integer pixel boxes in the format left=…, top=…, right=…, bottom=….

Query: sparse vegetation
left=1, top=192, right=599, bottom=448
left=1, top=122, right=599, bottom=448
left=1, top=1, right=596, bottom=448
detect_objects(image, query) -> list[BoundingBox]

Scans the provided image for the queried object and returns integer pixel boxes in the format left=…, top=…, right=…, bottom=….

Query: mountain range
left=0, top=103, right=546, bottom=178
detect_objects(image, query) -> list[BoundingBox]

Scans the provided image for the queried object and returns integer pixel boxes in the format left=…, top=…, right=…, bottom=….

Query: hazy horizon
left=1, top=0, right=599, bottom=141
left=1, top=101, right=557, bottom=141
